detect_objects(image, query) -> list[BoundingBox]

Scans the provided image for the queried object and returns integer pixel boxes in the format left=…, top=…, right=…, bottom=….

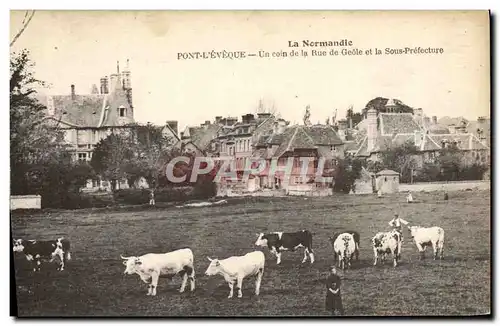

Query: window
left=384, top=177, right=387, bottom=182
left=330, top=145, right=337, bottom=152
left=78, top=153, right=87, bottom=161
left=119, top=107, right=126, bottom=117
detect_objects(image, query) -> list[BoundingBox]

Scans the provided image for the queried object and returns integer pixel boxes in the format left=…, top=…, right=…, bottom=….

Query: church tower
left=121, top=59, right=133, bottom=108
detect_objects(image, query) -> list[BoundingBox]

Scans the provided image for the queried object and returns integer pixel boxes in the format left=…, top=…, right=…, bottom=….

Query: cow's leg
left=415, top=242, right=425, bottom=260
left=355, top=243, right=360, bottom=261
left=392, top=251, right=398, bottom=267
left=179, top=271, right=188, bottom=293
left=432, top=242, right=439, bottom=260
left=188, top=266, right=196, bottom=291
left=439, top=241, right=445, bottom=260
left=227, top=282, right=234, bottom=299
left=276, top=251, right=282, bottom=265
left=373, top=248, right=378, bottom=266
left=397, top=241, right=403, bottom=261
left=302, top=248, right=309, bottom=264
left=150, top=271, right=159, bottom=296
left=255, top=268, right=263, bottom=296
left=236, top=276, right=244, bottom=298
left=309, top=249, right=315, bottom=264
left=57, top=251, right=65, bottom=271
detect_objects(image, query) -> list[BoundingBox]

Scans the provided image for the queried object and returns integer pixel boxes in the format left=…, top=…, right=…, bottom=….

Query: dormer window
left=119, top=106, right=126, bottom=117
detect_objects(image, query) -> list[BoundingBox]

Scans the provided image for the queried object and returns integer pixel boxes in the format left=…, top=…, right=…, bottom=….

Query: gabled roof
left=307, top=125, right=343, bottom=145
left=379, top=113, right=422, bottom=135
left=430, top=133, right=489, bottom=150
left=38, top=94, right=107, bottom=127
left=273, top=126, right=317, bottom=158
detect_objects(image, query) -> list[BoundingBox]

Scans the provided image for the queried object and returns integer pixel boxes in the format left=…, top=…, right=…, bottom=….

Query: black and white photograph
left=9, top=10, right=491, bottom=317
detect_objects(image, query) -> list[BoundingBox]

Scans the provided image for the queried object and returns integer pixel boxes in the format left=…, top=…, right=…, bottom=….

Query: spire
left=303, top=105, right=311, bottom=126
left=117, top=60, right=120, bottom=74
left=125, top=58, right=130, bottom=71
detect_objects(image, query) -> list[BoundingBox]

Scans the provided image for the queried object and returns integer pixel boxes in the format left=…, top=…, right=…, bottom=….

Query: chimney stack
left=71, top=84, right=76, bottom=100
left=100, top=77, right=109, bottom=94
left=215, top=116, right=222, bottom=124
left=432, top=116, right=437, bottom=124
left=366, top=108, right=378, bottom=153
left=337, top=119, right=348, bottom=141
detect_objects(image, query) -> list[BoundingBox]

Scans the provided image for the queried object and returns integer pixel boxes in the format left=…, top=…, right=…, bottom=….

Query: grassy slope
left=11, top=190, right=491, bottom=316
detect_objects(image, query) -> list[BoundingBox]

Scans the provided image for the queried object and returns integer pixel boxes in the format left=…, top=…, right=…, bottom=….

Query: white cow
left=120, top=248, right=195, bottom=296
left=204, top=251, right=265, bottom=299
left=372, top=230, right=403, bottom=267
left=333, top=233, right=357, bottom=270
left=407, top=226, right=445, bottom=260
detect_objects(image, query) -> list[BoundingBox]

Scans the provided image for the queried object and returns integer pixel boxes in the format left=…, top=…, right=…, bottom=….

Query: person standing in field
left=406, top=191, right=414, bottom=203
left=149, top=189, right=156, bottom=206
left=325, top=265, right=344, bottom=316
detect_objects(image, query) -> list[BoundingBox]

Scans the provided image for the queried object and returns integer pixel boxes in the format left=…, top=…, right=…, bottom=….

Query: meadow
left=11, top=190, right=491, bottom=317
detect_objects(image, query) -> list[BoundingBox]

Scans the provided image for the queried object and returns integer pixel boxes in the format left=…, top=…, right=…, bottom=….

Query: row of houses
left=37, top=62, right=490, bottom=195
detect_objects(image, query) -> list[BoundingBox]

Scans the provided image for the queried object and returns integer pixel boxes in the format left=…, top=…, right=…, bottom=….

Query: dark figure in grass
left=325, top=265, right=344, bottom=316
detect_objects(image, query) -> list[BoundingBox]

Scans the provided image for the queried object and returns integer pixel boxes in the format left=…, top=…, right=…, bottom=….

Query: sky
left=10, top=10, right=490, bottom=131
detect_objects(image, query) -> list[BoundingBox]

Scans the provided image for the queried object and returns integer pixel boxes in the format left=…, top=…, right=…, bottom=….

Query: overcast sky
left=10, top=10, right=490, bottom=131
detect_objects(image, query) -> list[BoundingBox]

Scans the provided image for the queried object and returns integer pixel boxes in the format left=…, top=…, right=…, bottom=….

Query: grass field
left=11, top=190, right=491, bottom=317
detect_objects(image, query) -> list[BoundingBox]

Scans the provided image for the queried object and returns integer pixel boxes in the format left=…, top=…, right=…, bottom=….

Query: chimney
left=70, top=84, right=76, bottom=100
left=227, top=117, right=237, bottom=126
left=432, top=116, right=437, bottom=124
left=366, top=108, right=378, bottom=153
left=424, top=116, right=431, bottom=126
left=241, top=115, right=248, bottom=124
left=337, top=119, right=348, bottom=141
left=413, top=108, right=423, bottom=125
left=414, top=130, right=423, bottom=148
left=100, top=77, right=109, bottom=94
left=166, top=120, right=178, bottom=136
left=246, top=113, right=256, bottom=124
left=180, top=131, right=184, bottom=139
left=215, top=116, right=222, bottom=124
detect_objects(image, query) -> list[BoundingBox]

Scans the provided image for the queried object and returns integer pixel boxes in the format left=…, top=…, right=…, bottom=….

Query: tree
left=378, top=140, right=418, bottom=183
left=346, top=106, right=363, bottom=127
left=332, top=157, right=364, bottom=193
left=437, top=147, right=462, bottom=181
left=90, top=133, right=136, bottom=191
left=10, top=10, right=36, bottom=47
left=10, top=50, right=69, bottom=195
left=132, top=123, right=175, bottom=188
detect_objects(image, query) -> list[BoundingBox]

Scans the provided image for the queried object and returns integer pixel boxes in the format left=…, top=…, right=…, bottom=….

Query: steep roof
left=376, top=169, right=400, bottom=176
left=307, top=125, right=343, bottom=145
left=379, top=113, right=422, bottom=135
left=38, top=94, right=107, bottom=127
left=273, top=126, right=316, bottom=158
left=191, top=124, right=220, bottom=151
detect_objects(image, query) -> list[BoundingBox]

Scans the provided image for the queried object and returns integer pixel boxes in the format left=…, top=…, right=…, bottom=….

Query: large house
left=353, top=98, right=490, bottom=168
left=37, top=61, right=180, bottom=191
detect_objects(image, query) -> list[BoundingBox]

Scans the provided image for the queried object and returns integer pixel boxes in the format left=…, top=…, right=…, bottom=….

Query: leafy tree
left=10, top=50, right=69, bottom=195
left=332, top=157, right=364, bottom=193
left=346, top=106, right=363, bottom=127
left=378, top=140, right=418, bottom=183
left=437, top=147, right=462, bottom=181
left=90, top=132, right=136, bottom=191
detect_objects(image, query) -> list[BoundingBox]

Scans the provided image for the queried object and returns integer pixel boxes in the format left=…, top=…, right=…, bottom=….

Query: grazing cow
left=332, top=233, right=357, bottom=270
left=120, top=248, right=195, bottom=296
left=407, top=226, right=445, bottom=260
left=329, top=231, right=360, bottom=262
left=204, top=251, right=265, bottom=299
left=372, top=230, right=402, bottom=267
left=12, top=237, right=71, bottom=272
left=254, top=230, right=315, bottom=265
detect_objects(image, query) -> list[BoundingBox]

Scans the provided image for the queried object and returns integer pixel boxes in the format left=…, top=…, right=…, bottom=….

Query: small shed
left=375, top=169, right=400, bottom=194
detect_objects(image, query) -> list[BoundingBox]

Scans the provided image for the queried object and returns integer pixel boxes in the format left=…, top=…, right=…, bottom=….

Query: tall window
left=78, top=153, right=87, bottom=161
left=119, top=107, right=126, bottom=117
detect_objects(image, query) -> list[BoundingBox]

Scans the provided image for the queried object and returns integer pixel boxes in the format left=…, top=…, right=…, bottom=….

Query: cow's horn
left=120, top=255, right=132, bottom=260
left=207, top=256, right=213, bottom=262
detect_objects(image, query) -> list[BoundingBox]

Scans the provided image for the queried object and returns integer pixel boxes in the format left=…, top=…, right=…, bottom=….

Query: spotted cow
left=254, top=230, right=315, bottom=265
left=13, top=237, right=71, bottom=272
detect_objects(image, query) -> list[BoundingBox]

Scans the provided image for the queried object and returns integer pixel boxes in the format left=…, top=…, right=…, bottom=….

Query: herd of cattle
left=12, top=225, right=445, bottom=299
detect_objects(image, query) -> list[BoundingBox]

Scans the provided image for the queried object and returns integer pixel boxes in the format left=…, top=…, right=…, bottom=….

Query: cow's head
left=12, top=239, right=25, bottom=252
left=204, top=257, right=221, bottom=276
left=407, top=226, right=419, bottom=238
left=51, top=238, right=64, bottom=259
left=120, top=255, right=142, bottom=275
left=254, top=233, right=267, bottom=247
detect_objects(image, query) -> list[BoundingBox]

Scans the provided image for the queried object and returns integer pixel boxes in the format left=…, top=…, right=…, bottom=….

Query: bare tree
left=10, top=10, right=36, bottom=47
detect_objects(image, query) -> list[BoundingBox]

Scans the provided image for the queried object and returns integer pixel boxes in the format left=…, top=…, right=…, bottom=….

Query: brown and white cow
left=372, top=230, right=402, bottom=267
left=13, top=237, right=71, bottom=272
left=329, top=230, right=360, bottom=263
left=254, top=230, right=315, bottom=265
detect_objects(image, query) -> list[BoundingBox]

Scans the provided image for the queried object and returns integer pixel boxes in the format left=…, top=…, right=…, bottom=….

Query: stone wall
left=10, top=195, right=42, bottom=210
left=398, top=180, right=490, bottom=193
